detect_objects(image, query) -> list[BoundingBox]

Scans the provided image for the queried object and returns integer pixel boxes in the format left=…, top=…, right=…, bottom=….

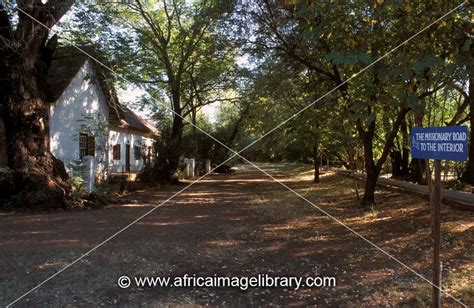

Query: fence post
left=183, top=158, right=189, bottom=178
left=189, top=158, right=195, bottom=178
left=83, top=156, right=96, bottom=193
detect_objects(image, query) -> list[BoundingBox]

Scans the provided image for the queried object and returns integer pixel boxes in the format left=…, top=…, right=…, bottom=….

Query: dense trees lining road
left=0, top=1, right=472, bottom=208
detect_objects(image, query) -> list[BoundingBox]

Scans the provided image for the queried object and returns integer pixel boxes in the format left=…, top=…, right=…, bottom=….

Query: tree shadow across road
left=0, top=164, right=472, bottom=306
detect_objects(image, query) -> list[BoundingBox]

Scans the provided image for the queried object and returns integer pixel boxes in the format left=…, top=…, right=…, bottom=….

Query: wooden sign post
left=411, top=126, right=468, bottom=307
left=431, top=159, right=442, bottom=308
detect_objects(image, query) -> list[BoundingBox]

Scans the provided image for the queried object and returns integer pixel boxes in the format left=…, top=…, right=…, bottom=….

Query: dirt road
left=1, top=165, right=472, bottom=306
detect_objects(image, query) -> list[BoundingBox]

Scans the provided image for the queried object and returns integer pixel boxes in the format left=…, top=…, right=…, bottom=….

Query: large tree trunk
left=156, top=85, right=184, bottom=182
left=139, top=58, right=184, bottom=183
left=357, top=106, right=409, bottom=207
left=363, top=163, right=378, bottom=206
left=0, top=1, right=74, bottom=209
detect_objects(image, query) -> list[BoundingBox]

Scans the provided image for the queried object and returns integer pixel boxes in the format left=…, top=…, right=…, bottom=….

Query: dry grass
left=247, top=163, right=473, bottom=306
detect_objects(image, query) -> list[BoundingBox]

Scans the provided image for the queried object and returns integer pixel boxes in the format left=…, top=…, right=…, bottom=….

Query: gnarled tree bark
left=0, top=1, right=75, bottom=208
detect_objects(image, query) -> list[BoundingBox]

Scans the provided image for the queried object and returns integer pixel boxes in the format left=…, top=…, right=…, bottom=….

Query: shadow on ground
left=1, top=165, right=472, bottom=306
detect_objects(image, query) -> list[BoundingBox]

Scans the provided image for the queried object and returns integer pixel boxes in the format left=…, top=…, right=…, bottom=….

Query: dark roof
left=46, top=47, right=88, bottom=103
left=117, top=106, right=159, bottom=136
left=46, top=46, right=158, bottom=137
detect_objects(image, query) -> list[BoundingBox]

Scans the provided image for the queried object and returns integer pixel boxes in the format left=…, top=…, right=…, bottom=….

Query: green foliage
left=67, top=175, right=86, bottom=207
left=71, top=176, right=85, bottom=194
left=324, top=52, right=373, bottom=65
left=63, top=1, right=245, bottom=181
left=235, top=0, right=471, bottom=192
left=59, top=0, right=471, bottom=189
left=412, top=55, right=444, bottom=72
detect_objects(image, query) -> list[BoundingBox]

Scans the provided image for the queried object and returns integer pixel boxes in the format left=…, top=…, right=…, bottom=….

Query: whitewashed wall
left=49, top=60, right=110, bottom=175
left=108, top=129, right=154, bottom=173
left=49, top=59, right=156, bottom=178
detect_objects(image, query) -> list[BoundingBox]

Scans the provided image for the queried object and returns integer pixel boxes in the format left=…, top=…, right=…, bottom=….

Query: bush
left=65, top=175, right=86, bottom=208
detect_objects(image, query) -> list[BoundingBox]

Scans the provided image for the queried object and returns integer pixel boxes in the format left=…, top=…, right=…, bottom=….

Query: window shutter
left=87, top=135, right=95, bottom=156
left=134, top=146, right=141, bottom=160
left=113, top=144, right=121, bottom=160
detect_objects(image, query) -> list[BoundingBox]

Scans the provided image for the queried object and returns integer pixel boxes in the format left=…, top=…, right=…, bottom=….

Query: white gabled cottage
left=46, top=47, right=158, bottom=180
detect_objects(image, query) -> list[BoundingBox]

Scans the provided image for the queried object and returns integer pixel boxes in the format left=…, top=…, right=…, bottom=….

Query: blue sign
left=411, top=126, right=468, bottom=161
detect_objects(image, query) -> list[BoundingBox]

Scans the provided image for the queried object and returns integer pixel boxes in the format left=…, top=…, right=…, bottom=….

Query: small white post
left=184, top=158, right=190, bottom=178
left=205, top=159, right=211, bottom=173
left=83, top=156, right=96, bottom=193
left=189, top=158, right=195, bottom=178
